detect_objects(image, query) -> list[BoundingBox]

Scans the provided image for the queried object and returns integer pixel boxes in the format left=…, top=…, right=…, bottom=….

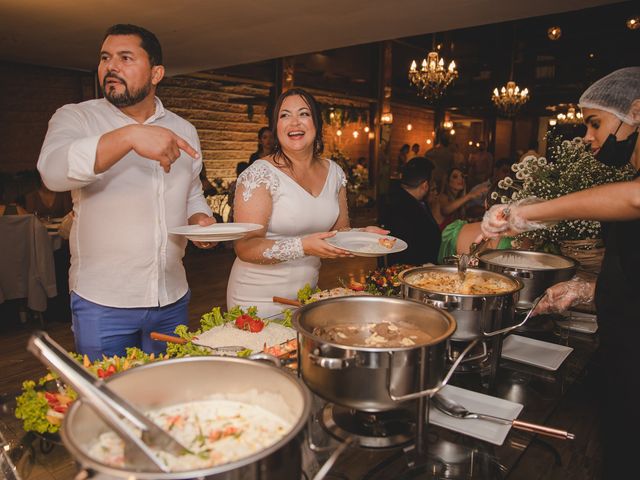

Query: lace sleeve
left=238, top=163, right=280, bottom=202
left=336, top=164, right=348, bottom=193
left=263, top=238, right=305, bottom=262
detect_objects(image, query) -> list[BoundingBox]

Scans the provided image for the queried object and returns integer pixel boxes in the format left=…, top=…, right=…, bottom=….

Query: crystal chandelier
left=555, top=106, right=583, bottom=125
left=491, top=81, right=529, bottom=116
left=408, top=50, right=458, bottom=102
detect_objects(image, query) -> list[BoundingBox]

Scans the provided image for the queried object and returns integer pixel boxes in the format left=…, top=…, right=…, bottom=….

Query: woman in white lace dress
left=227, top=88, right=385, bottom=316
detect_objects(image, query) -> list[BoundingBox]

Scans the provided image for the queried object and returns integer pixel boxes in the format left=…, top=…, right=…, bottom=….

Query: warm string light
left=408, top=50, right=458, bottom=102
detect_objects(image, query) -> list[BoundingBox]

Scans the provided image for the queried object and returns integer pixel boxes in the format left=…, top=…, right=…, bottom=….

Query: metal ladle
left=432, top=393, right=575, bottom=440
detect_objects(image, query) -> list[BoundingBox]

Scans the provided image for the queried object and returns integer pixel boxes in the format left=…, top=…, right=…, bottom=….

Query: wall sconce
left=381, top=112, right=393, bottom=125
left=368, top=132, right=375, bottom=140
left=426, top=139, right=432, bottom=145
left=627, top=16, right=639, bottom=30
left=449, top=129, right=456, bottom=135
left=406, top=123, right=413, bottom=131
left=443, top=120, right=453, bottom=130
left=549, top=119, right=557, bottom=126
left=468, top=140, right=473, bottom=146
left=364, top=126, right=370, bottom=133
left=336, top=129, right=343, bottom=137
left=352, top=131, right=359, bottom=139
left=547, top=26, right=562, bottom=40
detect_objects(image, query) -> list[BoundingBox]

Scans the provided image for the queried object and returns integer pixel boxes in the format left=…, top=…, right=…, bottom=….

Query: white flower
left=516, top=171, right=524, bottom=180
left=572, top=137, right=583, bottom=145
left=522, top=155, right=537, bottom=164
left=511, top=192, right=518, bottom=199
left=498, top=179, right=506, bottom=189
left=562, top=140, right=571, bottom=148
left=511, top=163, right=519, bottom=172
left=501, top=196, right=509, bottom=203
left=537, top=157, right=547, bottom=165
left=490, top=191, right=499, bottom=200
left=503, top=177, right=513, bottom=187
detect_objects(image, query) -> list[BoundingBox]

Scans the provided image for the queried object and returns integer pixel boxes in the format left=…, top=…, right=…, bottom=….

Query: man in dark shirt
left=381, top=157, right=441, bottom=266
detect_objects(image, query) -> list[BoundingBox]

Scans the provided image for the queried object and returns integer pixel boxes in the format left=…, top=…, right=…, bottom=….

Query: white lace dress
left=226, top=159, right=346, bottom=317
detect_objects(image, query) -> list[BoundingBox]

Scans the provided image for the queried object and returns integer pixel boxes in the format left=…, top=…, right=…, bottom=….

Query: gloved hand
left=481, top=197, right=555, bottom=238
left=532, top=276, right=596, bottom=315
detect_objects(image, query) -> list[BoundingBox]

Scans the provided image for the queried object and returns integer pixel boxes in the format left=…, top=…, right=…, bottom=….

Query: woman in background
left=433, top=167, right=487, bottom=230
left=24, top=171, right=72, bottom=218
left=249, top=127, right=275, bottom=164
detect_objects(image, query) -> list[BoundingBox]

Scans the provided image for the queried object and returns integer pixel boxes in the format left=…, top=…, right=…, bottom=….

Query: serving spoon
left=432, top=393, right=575, bottom=440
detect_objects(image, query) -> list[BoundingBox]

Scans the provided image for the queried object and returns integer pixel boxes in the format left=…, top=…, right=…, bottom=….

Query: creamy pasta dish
left=89, top=398, right=292, bottom=471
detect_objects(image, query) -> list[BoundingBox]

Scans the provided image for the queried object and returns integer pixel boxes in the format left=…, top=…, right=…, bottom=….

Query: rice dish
left=487, top=253, right=556, bottom=269
left=89, top=397, right=292, bottom=471
left=196, top=322, right=295, bottom=353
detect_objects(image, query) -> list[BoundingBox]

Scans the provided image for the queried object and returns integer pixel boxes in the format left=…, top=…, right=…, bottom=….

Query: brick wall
left=388, top=103, right=436, bottom=173
left=157, top=74, right=271, bottom=184
left=0, top=62, right=93, bottom=173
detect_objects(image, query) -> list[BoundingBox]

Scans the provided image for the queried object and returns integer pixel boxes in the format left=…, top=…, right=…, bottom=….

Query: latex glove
left=532, top=277, right=596, bottom=315
left=481, top=197, right=554, bottom=238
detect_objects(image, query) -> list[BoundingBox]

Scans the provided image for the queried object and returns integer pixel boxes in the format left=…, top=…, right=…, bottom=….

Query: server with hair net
left=480, top=66, right=640, bottom=478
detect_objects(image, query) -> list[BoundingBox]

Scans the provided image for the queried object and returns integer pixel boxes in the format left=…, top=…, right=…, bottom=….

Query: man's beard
left=102, top=74, right=151, bottom=107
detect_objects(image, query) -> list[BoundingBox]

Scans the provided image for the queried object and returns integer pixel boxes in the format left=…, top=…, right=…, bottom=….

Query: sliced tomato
left=349, top=281, right=365, bottom=291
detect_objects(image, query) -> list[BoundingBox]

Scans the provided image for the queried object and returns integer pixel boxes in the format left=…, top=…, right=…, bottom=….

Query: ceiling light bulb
left=547, top=26, right=562, bottom=40
left=352, top=131, right=359, bottom=138
left=336, top=129, right=342, bottom=137
left=627, top=16, right=639, bottom=30
left=364, top=126, right=370, bottom=133
left=406, top=123, right=413, bottom=131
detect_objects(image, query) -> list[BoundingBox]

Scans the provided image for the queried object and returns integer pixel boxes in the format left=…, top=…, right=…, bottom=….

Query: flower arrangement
left=492, top=134, right=636, bottom=244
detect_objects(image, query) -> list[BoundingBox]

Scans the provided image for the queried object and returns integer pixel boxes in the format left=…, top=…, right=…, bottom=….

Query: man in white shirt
left=37, top=24, right=216, bottom=360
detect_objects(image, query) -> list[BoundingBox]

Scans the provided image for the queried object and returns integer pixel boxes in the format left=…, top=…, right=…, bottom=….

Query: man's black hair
left=400, top=157, right=434, bottom=188
left=103, top=24, right=163, bottom=66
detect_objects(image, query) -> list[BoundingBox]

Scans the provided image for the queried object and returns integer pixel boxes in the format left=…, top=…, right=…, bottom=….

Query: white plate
left=501, top=335, right=573, bottom=371
left=555, top=311, right=598, bottom=334
left=325, top=231, right=407, bottom=257
left=428, top=385, right=523, bottom=446
left=168, top=223, right=263, bottom=242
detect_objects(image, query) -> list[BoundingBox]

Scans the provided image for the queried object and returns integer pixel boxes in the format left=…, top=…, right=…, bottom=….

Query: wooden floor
left=0, top=241, right=603, bottom=479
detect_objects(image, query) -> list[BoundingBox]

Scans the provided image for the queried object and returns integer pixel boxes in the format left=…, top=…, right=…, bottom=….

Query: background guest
left=397, top=143, right=410, bottom=172
left=381, top=157, right=440, bottom=266
left=467, top=140, right=493, bottom=188
left=0, top=174, right=28, bottom=216
left=24, top=171, right=72, bottom=219
left=249, top=126, right=275, bottom=164
left=433, top=167, right=487, bottom=230
left=410, top=143, right=420, bottom=159
left=227, top=161, right=249, bottom=223
left=425, top=129, right=454, bottom=186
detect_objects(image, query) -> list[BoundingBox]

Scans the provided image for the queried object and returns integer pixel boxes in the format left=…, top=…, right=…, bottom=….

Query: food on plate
left=89, top=395, right=292, bottom=471
left=408, top=271, right=513, bottom=295
left=308, top=287, right=371, bottom=302
left=313, top=321, right=433, bottom=348
left=378, top=237, right=397, bottom=249
left=196, top=322, right=295, bottom=354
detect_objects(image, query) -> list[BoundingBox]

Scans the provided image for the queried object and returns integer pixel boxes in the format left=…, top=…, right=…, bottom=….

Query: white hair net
left=578, top=67, right=640, bottom=125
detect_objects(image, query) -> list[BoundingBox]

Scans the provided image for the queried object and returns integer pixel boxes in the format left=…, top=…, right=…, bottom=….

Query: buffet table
left=0, top=316, right=600, bottom=480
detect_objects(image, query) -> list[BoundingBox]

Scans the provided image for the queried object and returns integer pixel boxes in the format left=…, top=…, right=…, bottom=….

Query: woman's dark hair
left=443, top=167, right=466, bottom=199
left=103, top=24, right=163, bottom=66
left=257, top=126, right=271, bottom=140
left=236, top=161, right=250, bottom=176
left=271, top=88, right=324, bottom=169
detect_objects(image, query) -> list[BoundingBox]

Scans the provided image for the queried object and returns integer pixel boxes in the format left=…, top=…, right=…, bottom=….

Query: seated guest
left=24, top=171, right=72, bottom=218
left=0, top=175, right=28, bottom=216
left=381, top=157, right=440, bottom=266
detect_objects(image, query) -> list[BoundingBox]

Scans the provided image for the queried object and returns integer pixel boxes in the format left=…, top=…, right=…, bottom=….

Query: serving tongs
left=27, top=331, right=188, bottom=473
left=457, top=237, right=491, bottom=282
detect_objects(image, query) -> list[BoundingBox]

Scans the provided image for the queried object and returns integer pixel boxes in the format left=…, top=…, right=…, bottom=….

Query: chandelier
left=408, top=51, right=458, bottom=102
left=491, top=81, right=529, bottom=116
left=549, top=105, right=583, bottom=126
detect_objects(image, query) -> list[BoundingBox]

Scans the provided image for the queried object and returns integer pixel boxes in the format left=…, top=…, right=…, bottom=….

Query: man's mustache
left=103, top=73, right=127, bottom=88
